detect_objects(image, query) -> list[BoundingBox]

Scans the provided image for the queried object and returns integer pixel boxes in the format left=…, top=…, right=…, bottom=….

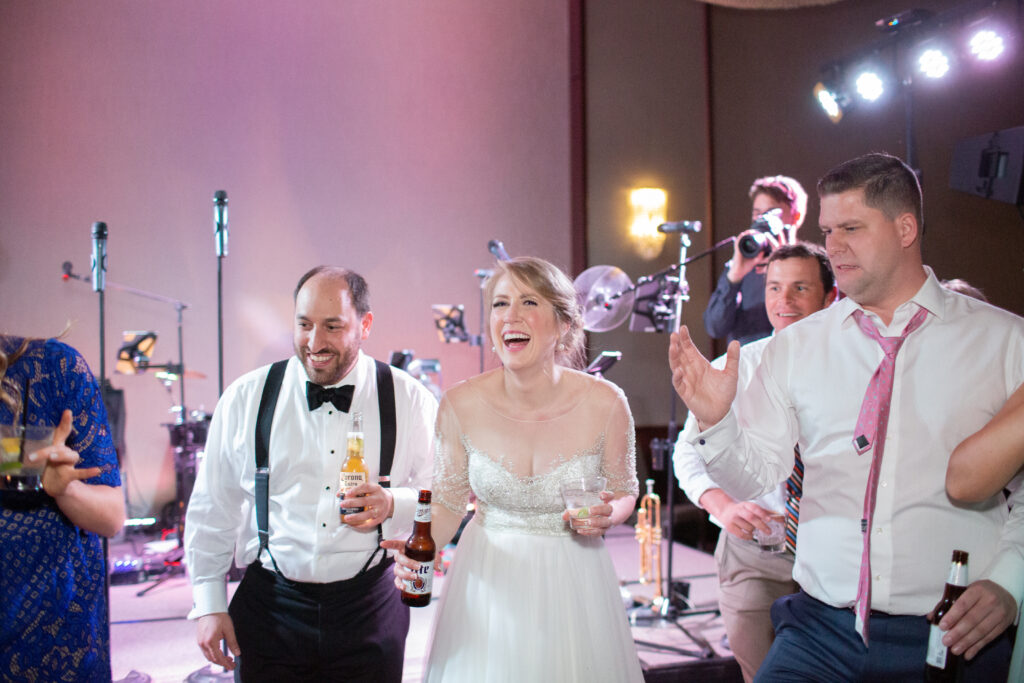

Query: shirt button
left=698, top=439, right=706, bottom=446
left=880, top=481, right=887, bottom=487
left=328, top=411, right=333, bottom=415
left=875, top=575, right=881, bottom=581
left=322, top=522, right=327, bottom=528
left=876, top=527, right=883, bottom=533
left=330, top=450, right=335, bottom=454
left=325, top=485, right=331, bottom=491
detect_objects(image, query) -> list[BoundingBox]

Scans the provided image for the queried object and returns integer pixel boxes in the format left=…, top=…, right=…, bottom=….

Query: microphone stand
left=629, top=232, right=721, bottom=659
left=90, top=223, right=112, bottom=672
left=217, top=251, right=224, bottom=395
left=214, top=191, right=228, bottom=397
left=600, top=235, right=734, bottom=309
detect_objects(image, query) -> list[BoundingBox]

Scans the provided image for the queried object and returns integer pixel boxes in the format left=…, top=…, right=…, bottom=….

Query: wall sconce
left=629, top=188, right=667, bottom=260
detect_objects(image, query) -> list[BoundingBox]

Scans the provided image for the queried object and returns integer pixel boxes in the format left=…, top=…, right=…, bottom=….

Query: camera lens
left=738, top=232, right=770, bottom=259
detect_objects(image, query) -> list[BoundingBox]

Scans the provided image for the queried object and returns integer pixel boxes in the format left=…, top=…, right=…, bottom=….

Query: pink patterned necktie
left=851, top=305, right=929, bottom=646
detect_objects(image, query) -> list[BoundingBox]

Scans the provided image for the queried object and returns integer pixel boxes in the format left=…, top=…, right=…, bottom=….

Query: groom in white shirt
left=185, top=266, right=437, bottom=682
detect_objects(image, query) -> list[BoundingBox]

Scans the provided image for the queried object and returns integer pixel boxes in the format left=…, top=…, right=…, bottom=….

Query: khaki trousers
left=714, top=530, right=798, bottom=683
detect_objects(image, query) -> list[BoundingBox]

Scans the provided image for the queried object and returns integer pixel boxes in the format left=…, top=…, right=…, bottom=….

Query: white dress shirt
left=185, top=351, right=437, bottom=618
left=689, top=268, right=1024, bottom=616
left=674, top=335, right=787, bottom=525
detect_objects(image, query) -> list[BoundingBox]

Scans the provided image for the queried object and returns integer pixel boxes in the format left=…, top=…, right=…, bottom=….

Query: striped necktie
left=784, top=446, right=803, bottom=554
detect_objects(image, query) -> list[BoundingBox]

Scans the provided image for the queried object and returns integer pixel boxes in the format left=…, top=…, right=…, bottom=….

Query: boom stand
left=134, top=301, right=192, bottom=597
left=626, top=233, right=719, bottom=659
left=79, top=274, right=192, bottom=595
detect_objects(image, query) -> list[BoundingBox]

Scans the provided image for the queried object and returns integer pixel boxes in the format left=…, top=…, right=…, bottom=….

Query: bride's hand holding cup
left=560, top=476, right=613, bottom=536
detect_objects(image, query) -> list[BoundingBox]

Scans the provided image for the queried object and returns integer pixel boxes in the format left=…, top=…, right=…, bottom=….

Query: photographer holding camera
left=704, top=175, right=807, bottom=345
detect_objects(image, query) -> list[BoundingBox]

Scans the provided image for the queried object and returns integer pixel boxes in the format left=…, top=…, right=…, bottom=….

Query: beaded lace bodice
left=434, top=371, right=639, bottom=536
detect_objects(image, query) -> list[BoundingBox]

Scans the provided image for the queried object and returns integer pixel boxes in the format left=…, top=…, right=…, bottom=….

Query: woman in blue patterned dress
left=0, top=334, right=125, bottom=681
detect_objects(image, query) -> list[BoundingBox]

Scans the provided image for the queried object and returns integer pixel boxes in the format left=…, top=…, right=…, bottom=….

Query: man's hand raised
left=669, top=326, right=739, bottom=429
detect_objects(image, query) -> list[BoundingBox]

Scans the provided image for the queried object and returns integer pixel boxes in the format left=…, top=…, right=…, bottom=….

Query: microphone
left=214, top=190, right=229, bottom=257
left=657, top=220, right=702, bottom=234
left=91, top=222, right=108, bottom=292
left=488, top=240, right=510, bottom=261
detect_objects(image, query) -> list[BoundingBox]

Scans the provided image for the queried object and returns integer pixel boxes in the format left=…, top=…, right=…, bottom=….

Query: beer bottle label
left=414, top=502, right=431, bottom=524
left=925, top=624, right=948, bottom=668
left=340, top=471, right=366, bottom=491
left=404, top=559, right=434, bottom=596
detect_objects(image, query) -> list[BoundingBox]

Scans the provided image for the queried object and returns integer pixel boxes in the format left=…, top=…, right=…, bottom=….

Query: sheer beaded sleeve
left=600, top=385, right=639, bottom=497
left=432, top=393, right=471, bottom=516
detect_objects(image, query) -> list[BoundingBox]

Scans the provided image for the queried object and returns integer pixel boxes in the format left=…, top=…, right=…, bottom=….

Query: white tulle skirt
left=424, top=518, right=644, bottom=683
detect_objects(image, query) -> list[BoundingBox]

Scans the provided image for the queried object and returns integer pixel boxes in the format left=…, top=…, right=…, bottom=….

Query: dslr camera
left=738, top=208, right=785, bottom=259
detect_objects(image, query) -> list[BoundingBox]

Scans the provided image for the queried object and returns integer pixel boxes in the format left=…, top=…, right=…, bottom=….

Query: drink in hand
left=559, top=476, right=607, bottom=531
left=402, top=489, right=436, bottom=607
left=753, top=513, right=787, bottom=554
left=924, top=549, right=969, bottom=682
left=339, top=411, right=367, bottom=514
left=0, top=423, right=53, bottom=492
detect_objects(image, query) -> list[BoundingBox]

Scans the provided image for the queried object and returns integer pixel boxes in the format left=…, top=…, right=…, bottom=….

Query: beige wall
left=0, top=1, right=573, bottom=517
left=584, top=0, right=712, bottom=428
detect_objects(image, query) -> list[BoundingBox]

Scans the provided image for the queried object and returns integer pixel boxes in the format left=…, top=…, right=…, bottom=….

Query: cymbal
left=573, top=265, right=635, bottom=332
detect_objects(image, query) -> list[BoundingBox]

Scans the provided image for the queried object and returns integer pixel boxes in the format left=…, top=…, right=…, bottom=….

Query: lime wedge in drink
left=576, top=507, right=590, bottom=519
left=1, top=437, right=20, bottom=456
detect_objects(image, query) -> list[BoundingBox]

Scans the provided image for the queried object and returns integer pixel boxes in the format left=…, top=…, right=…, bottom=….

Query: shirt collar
left=838, top=266, right=945, bottom=333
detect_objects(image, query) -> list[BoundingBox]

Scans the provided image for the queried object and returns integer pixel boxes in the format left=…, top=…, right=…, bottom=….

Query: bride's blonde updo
left=483, top=257, right=586, bottom=370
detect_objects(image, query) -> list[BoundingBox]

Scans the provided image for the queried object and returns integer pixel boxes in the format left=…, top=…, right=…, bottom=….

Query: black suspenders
left=253, top=359, right=397, bottom=576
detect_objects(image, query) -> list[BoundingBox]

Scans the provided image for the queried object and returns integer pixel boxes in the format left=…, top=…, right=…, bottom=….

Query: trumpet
left=635, top=478, right=663, bottom=606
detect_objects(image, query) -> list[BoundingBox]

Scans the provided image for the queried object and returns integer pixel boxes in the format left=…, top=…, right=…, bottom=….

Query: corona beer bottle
left=339, top=411, right=367, bottom=513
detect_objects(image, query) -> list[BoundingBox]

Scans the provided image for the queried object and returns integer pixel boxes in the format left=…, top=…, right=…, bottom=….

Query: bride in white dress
left=385, top=256, right=644, bottom=682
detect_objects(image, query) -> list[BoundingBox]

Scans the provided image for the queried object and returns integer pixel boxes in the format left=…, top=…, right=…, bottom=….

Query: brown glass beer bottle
left=401, top=489, right=436, bottom=607
left=924, top=549, right=969, bottom=682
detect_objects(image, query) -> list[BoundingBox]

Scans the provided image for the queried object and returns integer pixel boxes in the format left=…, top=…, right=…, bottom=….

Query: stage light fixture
left=968, top=29, right=1005, bottom=61
left=813, top=81, right=849, bottom=123
left=918, top=48, right=951, bottom=78
left=855, top=70, right=885, bottom=102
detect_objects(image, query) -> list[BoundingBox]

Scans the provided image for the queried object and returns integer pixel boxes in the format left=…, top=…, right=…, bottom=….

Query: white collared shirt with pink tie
left=689, top=267, right=1024, bottom=619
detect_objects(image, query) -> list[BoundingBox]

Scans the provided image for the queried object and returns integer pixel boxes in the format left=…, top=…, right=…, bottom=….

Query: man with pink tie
left=669, top=153, right=1023, bottom=681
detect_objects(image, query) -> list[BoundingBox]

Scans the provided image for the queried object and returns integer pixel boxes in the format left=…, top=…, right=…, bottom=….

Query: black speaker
left=101, top=380, right=126, bottom=464
left=949, top=125, right=1024, bottom=205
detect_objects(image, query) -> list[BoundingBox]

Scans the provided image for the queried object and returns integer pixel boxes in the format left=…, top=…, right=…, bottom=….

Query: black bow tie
left=306, top=382, right=355, bottom=412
